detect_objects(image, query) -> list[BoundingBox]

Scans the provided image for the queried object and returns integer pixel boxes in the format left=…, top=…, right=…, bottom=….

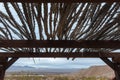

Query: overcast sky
left=0, top=3, right=107, bottom=69
left=12, top=58, right=106, bottom=69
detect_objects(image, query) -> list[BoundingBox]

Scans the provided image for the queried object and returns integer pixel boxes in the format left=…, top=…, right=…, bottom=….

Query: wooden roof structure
left=0, top=0, right=120, bottom=80
left=0, top=2, right=120, bottom=53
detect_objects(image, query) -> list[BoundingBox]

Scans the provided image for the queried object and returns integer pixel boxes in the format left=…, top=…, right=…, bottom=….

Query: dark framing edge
left=0, top=0, right=119, bottom=3
left=0, top=52, right=119, bottom=58
left=0, top=40, right=120, bottom=48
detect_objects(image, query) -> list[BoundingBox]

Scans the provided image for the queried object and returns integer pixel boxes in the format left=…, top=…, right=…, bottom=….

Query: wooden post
left=101, top=57, right=120, bottom=80
left=0, top=66, right=6, bottom=80
left=113, top=63, right=120, bottom=80
left=0, top=58, right=8, bottom=80
left=112, top=57, right=120, bottom=80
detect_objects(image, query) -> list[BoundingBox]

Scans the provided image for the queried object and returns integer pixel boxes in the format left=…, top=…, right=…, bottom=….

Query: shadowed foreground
left=5, top=75, right=109, bottom=80
left=5, top=65, right=114, bottom=80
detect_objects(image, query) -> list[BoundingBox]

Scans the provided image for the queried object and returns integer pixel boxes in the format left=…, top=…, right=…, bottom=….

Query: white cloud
left=12, top=58, right=105, bottom=69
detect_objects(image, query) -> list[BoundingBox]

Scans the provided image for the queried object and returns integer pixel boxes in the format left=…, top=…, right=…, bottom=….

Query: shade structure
left=0, top=52, right=119, bottom=58
left=0, top=0, right=119, bottom=3
left=0, top=2, right=120, bottom=80
left=0, top=40, right=120, bottom=48
left=0, top=3, right=120, bottom=52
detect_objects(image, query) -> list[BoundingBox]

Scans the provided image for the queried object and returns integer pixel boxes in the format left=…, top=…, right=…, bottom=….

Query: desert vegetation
left=5, top=65, right=114, bottom=80
left=5, top=75, right=109, bottom=80
left=0, top=2, right=119, bottom=80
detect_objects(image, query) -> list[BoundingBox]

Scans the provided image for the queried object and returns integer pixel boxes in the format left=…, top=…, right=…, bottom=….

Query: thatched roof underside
left=0, top=3, right=120, bottom=53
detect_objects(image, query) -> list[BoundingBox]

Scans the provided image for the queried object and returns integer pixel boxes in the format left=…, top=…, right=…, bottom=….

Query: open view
left=0, top=0, right=119, bottom=80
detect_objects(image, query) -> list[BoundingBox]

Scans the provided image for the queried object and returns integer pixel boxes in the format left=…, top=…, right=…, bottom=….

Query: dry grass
left=5, top=74, right=109, bottom=80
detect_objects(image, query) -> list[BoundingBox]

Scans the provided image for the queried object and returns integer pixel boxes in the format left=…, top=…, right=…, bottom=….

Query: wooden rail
left=0, top=52, right=119, bottom=58
left=0, top=40, right=120, bottom=48
left=0, top=0, right=119, bottom=3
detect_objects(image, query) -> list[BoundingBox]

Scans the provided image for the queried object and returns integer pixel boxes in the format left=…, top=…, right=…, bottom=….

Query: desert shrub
left=53, top=76, right=69, bottom=80
left=5, top=75, right=108, bottom=80
left=81, top=77, right=108, bottom=80
left=5, top=75, right=46, bottom=80
left=82, top=77, right=96, bottom=80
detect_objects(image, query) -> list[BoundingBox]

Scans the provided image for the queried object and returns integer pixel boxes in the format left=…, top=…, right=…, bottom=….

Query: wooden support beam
left=6, top=58, right=18, bottom=69
left=0, top=0, right=118, bottom=3
left=0, top=67, right=5, bottom=80
left=0, top=57, right=18, bottom=80
left=0, top=40, right=120, bottom=48
left=101, top=57, right=120, bottom=80
left=0, top=58, right=8, bottom=80
left=112, top=57, right=120, bottom=80
left=101, top=57, right=114, bottom=70
left=0, top=52, right=119, bottom=58
left=114, top=63, right=120, bottom=80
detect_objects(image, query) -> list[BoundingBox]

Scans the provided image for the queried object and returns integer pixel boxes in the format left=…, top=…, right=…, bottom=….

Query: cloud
left=13, top=58, right=105, bottom=69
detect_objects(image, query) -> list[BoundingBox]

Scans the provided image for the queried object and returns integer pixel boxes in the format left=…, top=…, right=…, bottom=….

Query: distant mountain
left=6, top=66, right=80, bottom=75
left=69, top=65, right=115, bottom=79
left=7, top=66, right=35, bottom=72
left=6, top=65, right=115, bottom=79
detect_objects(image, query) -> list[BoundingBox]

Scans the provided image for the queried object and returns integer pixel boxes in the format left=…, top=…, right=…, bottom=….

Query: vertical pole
left=0, top=66, right=6, bottom=80
left=101, top=57, right=120, bottom=80
left=0, top=57, right=18, bottom=80
left=0, top=58, right=8, bottom=80
left=113, top=63, right=120, bottom=80
left=112, top=57, right=120, bottom=80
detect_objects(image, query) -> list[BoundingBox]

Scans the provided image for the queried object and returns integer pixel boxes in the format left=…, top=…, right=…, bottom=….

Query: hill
left=6, top=66, right=80, bottom=75
left=6, top=65, right=115, bottom=79
left=69, top=65, right=115, bottom=79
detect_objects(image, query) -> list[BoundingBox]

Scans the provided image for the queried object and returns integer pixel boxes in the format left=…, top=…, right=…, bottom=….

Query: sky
left=12, top=49, right=120, bottom=69
left=0, top=3, right=107, bottom=69
left=12, top=58, right=106, bottom=69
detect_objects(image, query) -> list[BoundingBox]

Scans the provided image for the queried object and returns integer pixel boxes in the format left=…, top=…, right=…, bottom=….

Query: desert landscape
left=5, top=65, right=115, bottom=80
